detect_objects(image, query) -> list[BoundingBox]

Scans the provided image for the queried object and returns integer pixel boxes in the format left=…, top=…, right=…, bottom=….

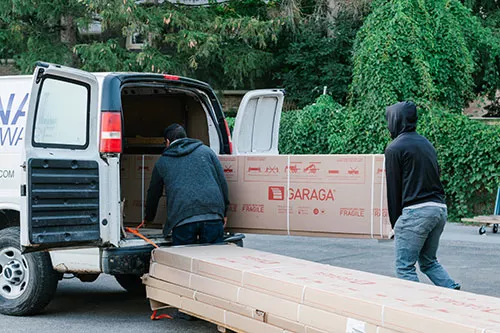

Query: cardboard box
left=146, top=285, right=290, bottom=333
left=142, top=274, right=195, bottom=299
left=149, top=245, right=500, bottom=333
left=224, top=311, right=284, bottom=333
left=144, top=273, right=261, bottom=321
left=221, top=154, right=392, bottom=239
left=298, top=304, right=347, bottom=332
left=266, top=314, right=306, bottom=333
left=122, top=154, right=391, bottom=238
left=121, top=154, right=166, bottom=225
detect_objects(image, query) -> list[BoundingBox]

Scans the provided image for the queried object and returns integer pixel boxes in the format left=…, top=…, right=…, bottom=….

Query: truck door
left=20, top=63, right=112, bottom=251
left=231, top=89, right=284, bottom=155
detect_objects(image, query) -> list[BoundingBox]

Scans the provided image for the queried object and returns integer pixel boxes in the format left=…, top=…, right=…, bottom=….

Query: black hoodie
left=384, top=102, right=445, bottom=228
left=144, top=138, right=229, bottom=236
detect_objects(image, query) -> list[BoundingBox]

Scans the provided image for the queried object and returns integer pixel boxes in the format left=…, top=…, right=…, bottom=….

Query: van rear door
left=231, top=89, right=284, bottom=155
left=20, top=63, right=110, bottom=251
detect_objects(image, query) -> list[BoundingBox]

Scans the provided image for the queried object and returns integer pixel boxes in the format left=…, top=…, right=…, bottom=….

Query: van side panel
left=0, top=76, right=32, bottom=212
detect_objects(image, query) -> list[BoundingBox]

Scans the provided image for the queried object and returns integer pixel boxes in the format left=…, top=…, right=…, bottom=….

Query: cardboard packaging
left=120, top=153, right=391, bottom=238
left=148, top=245, right=500, bottom=333
left=220, top=154, right=392, bottom=239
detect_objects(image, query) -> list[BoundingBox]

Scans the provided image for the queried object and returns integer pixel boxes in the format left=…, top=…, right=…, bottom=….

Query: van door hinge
left=20, top=185, right=26, bottom=197
left=35, top=68, right=45, bottom=84
left=20, top=162, right=26, bottom=171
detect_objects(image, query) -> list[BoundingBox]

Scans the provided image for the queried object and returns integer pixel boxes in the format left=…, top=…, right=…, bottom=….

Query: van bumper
left=102, top=233, right=245, bottom=275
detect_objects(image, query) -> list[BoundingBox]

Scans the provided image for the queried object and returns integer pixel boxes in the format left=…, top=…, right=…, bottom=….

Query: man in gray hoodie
left=385, top=101, right=460, bottom=290
left=144, top=123, right=229, bottom=245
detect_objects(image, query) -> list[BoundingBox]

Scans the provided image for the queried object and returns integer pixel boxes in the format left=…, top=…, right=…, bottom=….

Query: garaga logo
left=290, top=187, right=335, bottom=201
left=268, top=186, right=335, bottom=201
left=268, top=186, right=285, bottom=200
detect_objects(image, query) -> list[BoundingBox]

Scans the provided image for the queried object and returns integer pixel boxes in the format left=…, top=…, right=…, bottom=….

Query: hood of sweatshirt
left=385, top=101, right=418, bottom=139
left=162, top=138, right=203, bottom=157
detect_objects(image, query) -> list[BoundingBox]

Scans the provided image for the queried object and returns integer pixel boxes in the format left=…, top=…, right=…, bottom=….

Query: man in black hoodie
left=385, top=101, right=460, bottom=290
left=144, top=123, right=229, bottom=245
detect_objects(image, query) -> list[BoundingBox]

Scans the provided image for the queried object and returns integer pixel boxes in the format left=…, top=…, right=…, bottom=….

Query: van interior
left=119, top=85, right=221, bottom=232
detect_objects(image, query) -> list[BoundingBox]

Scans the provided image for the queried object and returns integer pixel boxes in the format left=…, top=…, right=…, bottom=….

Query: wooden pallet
left=462, top=215, right=500, bottom=234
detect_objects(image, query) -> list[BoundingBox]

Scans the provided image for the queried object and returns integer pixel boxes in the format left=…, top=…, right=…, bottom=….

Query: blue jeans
left=172, top=220, right=224, bottom=246
left=394, top=206, right=460, bottom=289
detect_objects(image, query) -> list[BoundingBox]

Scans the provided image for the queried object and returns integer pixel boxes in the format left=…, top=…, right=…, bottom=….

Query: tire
left=0, top=227, right=59, bottom=316
left=493, top=224, right=498, bottom=234
left=479, top=226, right=486, bottom=235
left=114, top=274, right=145, bottom=296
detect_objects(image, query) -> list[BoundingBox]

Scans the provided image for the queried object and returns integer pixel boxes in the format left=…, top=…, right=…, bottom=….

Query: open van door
left=231, top=89, right=284, bottom=155
left=20, top=63, right=113, bottom=251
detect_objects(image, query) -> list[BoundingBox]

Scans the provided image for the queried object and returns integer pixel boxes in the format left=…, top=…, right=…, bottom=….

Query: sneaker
left=453, top=284, right=461, bottom=290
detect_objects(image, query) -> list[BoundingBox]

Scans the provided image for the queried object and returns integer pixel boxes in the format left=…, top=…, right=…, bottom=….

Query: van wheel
left=114, top=274, right=145, bottom=296
left=0, top=227, right=59, bottom=316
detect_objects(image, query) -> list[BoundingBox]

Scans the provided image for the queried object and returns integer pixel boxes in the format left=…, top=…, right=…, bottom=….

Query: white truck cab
left=0, top=62, right=283, bottom=315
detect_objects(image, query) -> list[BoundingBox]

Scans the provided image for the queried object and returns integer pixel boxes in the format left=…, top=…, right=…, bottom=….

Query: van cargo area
left=119, top=84, right=219, bottom=231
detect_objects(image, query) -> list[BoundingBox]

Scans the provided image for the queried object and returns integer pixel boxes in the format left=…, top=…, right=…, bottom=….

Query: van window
left=33, top=77, right=89, bottom=148
left=237, top=96, right=279, bottom=153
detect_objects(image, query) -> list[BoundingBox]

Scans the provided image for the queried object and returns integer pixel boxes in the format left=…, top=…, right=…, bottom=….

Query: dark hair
left=163, top=123, right=187, bottom=142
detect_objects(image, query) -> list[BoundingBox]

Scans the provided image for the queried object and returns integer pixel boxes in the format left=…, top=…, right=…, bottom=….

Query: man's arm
left=211, top=152, right=230, bottom=217
left=144, top=165, right=164, bottom=222
left=385, top=147, right=403, bottom=228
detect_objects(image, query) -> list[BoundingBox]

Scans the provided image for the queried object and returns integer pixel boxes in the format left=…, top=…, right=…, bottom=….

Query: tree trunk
left=60, top=15, right=78, bottom=66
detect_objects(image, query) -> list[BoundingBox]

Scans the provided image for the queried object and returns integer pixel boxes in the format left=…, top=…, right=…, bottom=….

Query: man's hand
left=223, top=216, right=227, bottom=228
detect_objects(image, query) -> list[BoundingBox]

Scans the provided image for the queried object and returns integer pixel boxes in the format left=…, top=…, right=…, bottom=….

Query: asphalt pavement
left=1, top=222, right=499, bottom=333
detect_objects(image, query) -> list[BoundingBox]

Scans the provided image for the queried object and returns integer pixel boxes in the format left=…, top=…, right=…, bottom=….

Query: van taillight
left=224, top=119, right=233, bottom=154
left=100, top=111, right=122, bottom=153
left=163, top=74, right=179, bottom=80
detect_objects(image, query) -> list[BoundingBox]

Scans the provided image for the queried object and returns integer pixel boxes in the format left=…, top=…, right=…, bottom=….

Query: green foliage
left=77, top=0, right=283, bottom=88
left=278, top=95, right=345, bottom=154
left=351, top=0, right=486, bottom=114
left=278, top=94, right=500, bottom=219
left=0, top=0, right=89, bottom=67
left=275, top=3, right=369, bottom=108
left=419, top=106, right=500, bottom=218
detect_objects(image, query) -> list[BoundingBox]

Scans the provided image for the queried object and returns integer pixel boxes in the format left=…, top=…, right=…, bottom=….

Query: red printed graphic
left=248, top=167, right=262, bottom=173
left=227, top=204, right=237, bottom=212
left=265, top=166, right=279, bottom=174
left=289, top=187, right=335, bottom=201
left=339, top=208, right=365, bottom=217
left=373, top=208, right=389, bottom=217
left=304, top=162, right=320, bottom=174
left=285, top=162, right=301, bottom=174
left=242, top=204, right=265, bottom=213
left=322, top=156, right=366, bottom=184
left=268, top=186, right=285, bottom=201
left=347, top=167, right=359, bottom=175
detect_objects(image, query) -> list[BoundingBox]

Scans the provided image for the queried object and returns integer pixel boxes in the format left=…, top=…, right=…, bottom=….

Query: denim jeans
left=394, top=206, right=460, bottom=289
left=172, top=220, right=224, bottom=246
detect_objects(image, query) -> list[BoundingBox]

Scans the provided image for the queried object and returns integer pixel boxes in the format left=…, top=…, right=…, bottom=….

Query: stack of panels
left=144, top=245, right=500, bottom=333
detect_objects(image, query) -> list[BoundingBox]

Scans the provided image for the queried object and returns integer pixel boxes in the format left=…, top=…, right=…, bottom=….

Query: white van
left=0, top=62, right=283, bottom=316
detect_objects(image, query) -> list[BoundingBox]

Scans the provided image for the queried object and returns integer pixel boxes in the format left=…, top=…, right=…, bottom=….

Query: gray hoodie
left=144, top=138, right=229, bottom=236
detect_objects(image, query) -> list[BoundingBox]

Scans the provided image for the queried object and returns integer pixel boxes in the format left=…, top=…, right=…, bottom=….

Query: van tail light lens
left=100, top=111, right=122, bottom=153
left=163, top=74, right=179, bottom=80
left=224, top=119, right=233, bottom=154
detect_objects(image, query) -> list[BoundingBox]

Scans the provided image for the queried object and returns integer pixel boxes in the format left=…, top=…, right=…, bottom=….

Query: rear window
left=33, top=76, right=90, bottom=149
